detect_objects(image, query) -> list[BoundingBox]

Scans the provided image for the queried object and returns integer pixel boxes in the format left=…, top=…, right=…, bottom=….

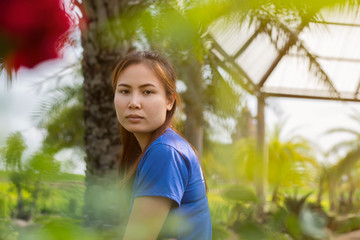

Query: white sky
left=0, top=48, right=86, bottom=174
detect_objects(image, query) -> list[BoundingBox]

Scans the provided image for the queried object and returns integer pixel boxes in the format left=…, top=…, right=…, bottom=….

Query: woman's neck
left=134, top=133, right=152, bottom=151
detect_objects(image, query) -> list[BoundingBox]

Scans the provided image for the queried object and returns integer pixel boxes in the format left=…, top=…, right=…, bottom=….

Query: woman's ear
left=166, top=94, right=176, bottom=111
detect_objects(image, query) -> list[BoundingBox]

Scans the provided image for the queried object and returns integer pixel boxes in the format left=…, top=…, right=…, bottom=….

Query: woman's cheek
left=114, top=98, right=125, bottom=118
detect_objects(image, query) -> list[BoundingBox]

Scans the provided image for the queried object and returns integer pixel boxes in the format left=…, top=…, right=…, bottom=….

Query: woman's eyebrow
left=117, top=83, right=130, bottom=87
left=139, top=83, right=156, bottom=88
left=116, top=83, right=156, bottom=88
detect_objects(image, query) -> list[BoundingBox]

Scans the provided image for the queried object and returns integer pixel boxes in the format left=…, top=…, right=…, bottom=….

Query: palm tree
left=0, top=132, right=28, bottom=219
left=323, top=111, right=360, bottom=211
left=74, top=0, right=157, bottom=226
left=326, top=147, right=360, bottom=212
left=0, top=132, right=62, bottom=219
left=26, top=150, right=61, bottom=217
left=232, top=123, right=318, bottom=201
left=267, top=124, right=318, bottom=203
left=35, top=80, right=84, bottom=155
left=326, top=110, right=360, bottom=156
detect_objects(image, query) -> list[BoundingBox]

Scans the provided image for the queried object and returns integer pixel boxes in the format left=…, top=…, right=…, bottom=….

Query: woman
left=112, top=51, right=212, bottom=240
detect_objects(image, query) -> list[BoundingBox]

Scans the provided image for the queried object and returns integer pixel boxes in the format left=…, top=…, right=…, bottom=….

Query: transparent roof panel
left=208, top=5, right=360, bottom=101
left=300, top=23, right=360, bottom=59
left=235, top=33, right=278, bottom=84
left=210, top=18, right=257, bottom=56
left=264, top=55, right=342, bottom=92
left=317, top=59, right=360, bottom=92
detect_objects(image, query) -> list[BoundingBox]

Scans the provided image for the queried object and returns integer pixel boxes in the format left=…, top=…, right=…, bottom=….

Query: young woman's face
left=114, top=63, right=174, bottom=139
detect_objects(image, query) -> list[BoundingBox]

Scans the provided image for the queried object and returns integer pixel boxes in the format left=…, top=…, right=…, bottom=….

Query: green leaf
left=223, top=185, right=257, bottom=203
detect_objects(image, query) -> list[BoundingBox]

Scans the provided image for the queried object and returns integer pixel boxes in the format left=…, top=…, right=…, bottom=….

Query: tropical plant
left=267, top=124, right=318, bottom=203
left=323, top=148, right=360, bottom=213
left=0, top=132, right=29, bottom=219
left=326, top=110, right=360, bottom=155
left=0, top=132, right=61, bottom=220
left=0, top=218, right=17, bottom=240
left=231, top=123, right=318, bottom=201
left=275, top=192, right=328, bottom=240
left=324, top=110, right=360, bottom=212
left=35, top=80, right=84, bottom=155
left=25, top=151, right=61, bottom=216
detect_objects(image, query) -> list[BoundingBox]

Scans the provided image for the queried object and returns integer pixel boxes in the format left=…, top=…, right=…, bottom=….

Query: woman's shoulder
left=147, top=128, right=196, bottom=160
left=152, top=128, right=188, bottom=150
left=139, top=129, right=193, bottom=171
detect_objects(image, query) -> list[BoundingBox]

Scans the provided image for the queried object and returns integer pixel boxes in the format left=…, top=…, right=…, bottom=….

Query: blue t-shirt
left=130, top=128, right=212, bottom=240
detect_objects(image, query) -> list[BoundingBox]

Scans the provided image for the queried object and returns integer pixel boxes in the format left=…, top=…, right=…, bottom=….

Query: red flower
left=0, top=0, right=71, bottom=71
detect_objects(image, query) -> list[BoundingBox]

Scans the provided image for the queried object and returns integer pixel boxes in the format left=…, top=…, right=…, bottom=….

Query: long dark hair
left=112, top=51, right=182, bottom=185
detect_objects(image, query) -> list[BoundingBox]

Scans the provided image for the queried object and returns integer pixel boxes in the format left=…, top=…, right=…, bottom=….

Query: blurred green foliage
left=0, top=171, right=85, bottom=217
left=34, top=82, right=84, bottom=155
left=203, top=121, right=360, bottom=239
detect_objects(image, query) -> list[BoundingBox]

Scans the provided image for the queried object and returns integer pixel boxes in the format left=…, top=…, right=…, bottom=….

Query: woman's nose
left=128, top=94, right=141, bottom=109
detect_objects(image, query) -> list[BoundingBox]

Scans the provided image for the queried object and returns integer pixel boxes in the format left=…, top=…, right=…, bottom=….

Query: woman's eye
left=118, top=89, right=129, bottom=94
left=143, top=90, right=152, bottom=95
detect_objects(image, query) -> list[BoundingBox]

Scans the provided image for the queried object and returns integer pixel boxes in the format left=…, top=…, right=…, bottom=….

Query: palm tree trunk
left=81, top=28, right=124, bottom=228
left=184, top=105, right=204, bottom=157
left=80, top=0, right=128, bottom=227
left=15, top=184, right=25, bottom=219
left=328, top=179, right=337, bottom=212
left=347, top=173, right=355, bottom=212
left=271, top=185, right=279, bottom=204
left=80, top=0, right=151, bottom=227
left=316, top=175, right=323, bottom=206
left=181, top=59, right=204, bottom=158
left=30, top=175, right=41, bottom=217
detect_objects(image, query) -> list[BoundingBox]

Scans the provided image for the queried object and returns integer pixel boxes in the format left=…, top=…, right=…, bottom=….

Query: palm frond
left=348, top=110, right=360, bottom=126
left=325, top=127, right=360, bottom=136
left=42, top=103, right=84, bottom=153
left=330, top=146, right=360, bottom=179
left=204, top=55, right=243, bottom=118
left=262, top=9, right=340, bottom=96
left=327, top=139, right=359, bottom=155
left=32, top=83, right=83, bottom=127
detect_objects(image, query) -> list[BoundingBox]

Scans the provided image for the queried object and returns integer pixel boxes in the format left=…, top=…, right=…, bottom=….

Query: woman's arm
left=123, top=196, right=173, bottom=240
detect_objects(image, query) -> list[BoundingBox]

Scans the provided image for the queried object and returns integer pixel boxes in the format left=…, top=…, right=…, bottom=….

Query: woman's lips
left=126, top=115, right=144, bottom=123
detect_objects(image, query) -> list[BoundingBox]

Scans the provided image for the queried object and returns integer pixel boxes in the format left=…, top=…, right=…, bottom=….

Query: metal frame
left=208, top=16, right=360, bottom=217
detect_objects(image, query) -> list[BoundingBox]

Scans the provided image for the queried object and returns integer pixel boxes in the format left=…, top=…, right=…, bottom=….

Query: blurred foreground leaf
left=234, top=221, right=267, bottom=240
left=223, top=185, right=257, bottom=203
left=17, top=218, right=98, bottom=240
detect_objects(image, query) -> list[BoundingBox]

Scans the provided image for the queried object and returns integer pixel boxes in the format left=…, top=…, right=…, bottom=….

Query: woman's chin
left=125, top=126, right=149, bottom=135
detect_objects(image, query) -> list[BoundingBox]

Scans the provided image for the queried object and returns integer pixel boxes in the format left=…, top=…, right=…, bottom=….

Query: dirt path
left=333, top=230, right=360, bottom=240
